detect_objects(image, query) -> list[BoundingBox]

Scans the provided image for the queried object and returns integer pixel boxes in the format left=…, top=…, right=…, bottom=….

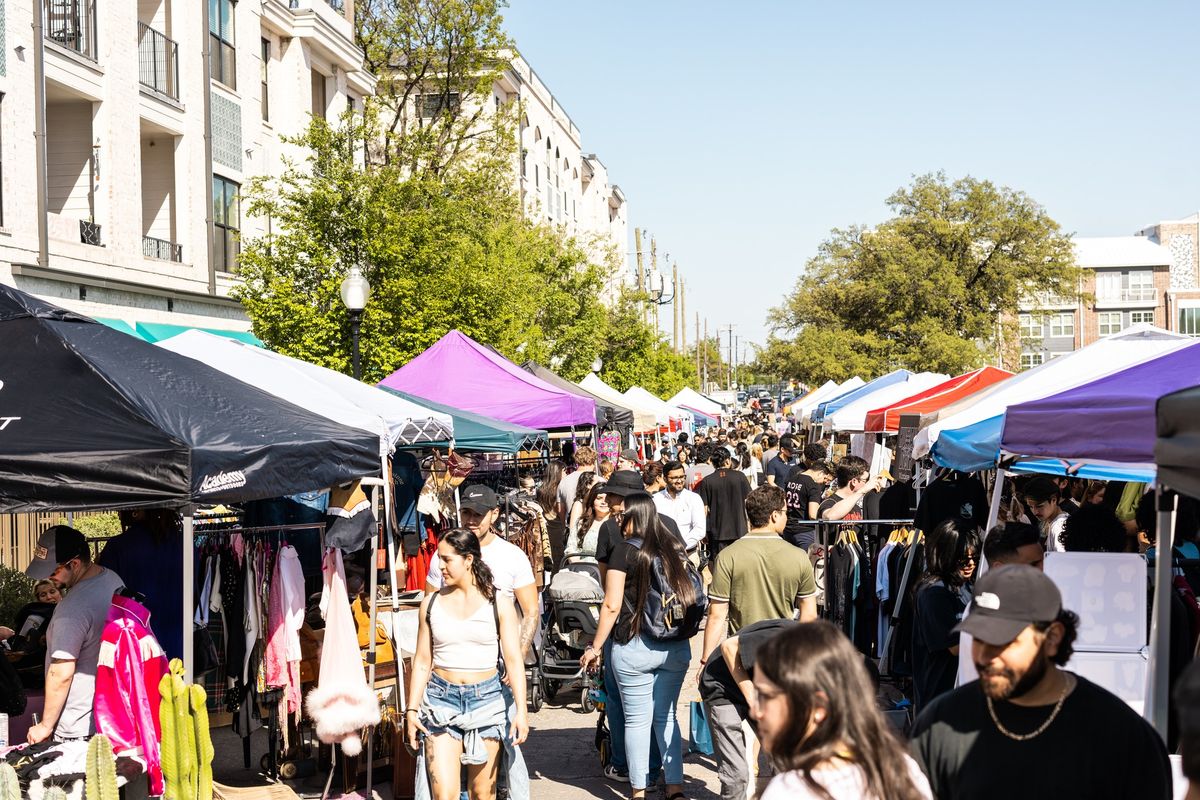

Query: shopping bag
left=688, top=701, right=714, bottom=755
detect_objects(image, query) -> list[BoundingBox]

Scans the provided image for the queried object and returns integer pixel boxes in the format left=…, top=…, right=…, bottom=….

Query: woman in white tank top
left=406, top=529, right=529, bottom=799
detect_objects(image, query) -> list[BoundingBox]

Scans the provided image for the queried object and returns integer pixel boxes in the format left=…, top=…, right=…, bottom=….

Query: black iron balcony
left=44, top=0, right=97, bottom=61
left=143, top=235, right=181, bottom=262
left=138, top=22, right=179, bottom=100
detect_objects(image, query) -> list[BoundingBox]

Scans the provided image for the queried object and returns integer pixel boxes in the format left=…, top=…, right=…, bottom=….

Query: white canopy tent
left=913, top=325, right=1191, bottom=460
left=797, top=377, right=865, bottom=424
left=624, top=386, right=691, bottom=428
left=826, top=372, right=948, bottom=432
left=580, top=373, right=659, bottom=432
left=667, top=387, right=725, bottom=417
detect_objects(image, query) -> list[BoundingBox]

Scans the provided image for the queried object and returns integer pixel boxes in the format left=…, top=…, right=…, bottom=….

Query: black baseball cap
left=26, top=525, right=89, bottom=580
left=604, top=470, right=648, bottom=498
left=459, top=484, right=498, bottom=514
left=620, top=448, right=641, bottom=464
left=955, top=564, right=1062, bottom=646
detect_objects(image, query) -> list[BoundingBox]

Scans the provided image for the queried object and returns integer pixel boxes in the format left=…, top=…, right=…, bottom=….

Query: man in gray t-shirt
left=25, top=526, right=124, bottom=742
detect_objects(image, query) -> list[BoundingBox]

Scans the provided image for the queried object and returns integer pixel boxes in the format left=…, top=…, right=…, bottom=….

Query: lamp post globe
left=340, top=265, right=370, bottom=380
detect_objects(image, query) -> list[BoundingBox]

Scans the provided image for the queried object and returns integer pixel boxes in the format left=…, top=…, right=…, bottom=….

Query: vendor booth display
left=379, top=330, right=595, bottom=430
left=382, top=390, right=546, bottom=453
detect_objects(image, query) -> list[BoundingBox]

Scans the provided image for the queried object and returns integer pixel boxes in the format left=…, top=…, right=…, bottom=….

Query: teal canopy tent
left=382, top=389, right=547, bottom=453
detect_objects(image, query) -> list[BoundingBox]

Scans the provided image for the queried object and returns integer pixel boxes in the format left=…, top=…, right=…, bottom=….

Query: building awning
left=135, top=321, right=264, bottom=347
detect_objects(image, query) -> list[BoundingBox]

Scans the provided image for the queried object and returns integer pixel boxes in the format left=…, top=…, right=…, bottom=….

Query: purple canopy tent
left=378, top=330, right=596, bottom=430
left=1000, top=341, right=1200, bottom=480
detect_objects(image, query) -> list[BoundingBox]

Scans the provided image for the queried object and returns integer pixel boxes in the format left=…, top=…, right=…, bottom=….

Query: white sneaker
left=603, top=765, right=630, bottom=783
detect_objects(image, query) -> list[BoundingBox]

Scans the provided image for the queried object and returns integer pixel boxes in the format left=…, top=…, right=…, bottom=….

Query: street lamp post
left=339, top=265, right=371, bottom=380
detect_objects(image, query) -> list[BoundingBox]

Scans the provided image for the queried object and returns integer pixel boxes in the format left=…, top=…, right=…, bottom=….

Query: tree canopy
left=761, top=173, right=1082, bottom=383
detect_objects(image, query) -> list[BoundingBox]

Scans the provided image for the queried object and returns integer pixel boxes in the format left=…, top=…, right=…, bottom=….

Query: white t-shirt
left=761, top=755, right=932, bottom=800
left=1045, top=511, right=1070, bottom=552
left=427, top=535, right=535, bottom=598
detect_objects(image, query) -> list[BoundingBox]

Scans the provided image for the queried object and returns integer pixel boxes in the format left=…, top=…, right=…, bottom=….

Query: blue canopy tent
left=812, top=370, right=912, bottom=424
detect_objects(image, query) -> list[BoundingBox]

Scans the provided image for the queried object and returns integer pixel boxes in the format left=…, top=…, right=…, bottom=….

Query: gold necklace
left=986, top=673, right=1071, bottom=741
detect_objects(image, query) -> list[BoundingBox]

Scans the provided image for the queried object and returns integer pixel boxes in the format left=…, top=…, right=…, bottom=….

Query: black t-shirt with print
left=911, top=676, right=1171, bottom=800
left=913, top=474, right=988, bottom=533
left=911, top=580, right=968, bottom=710
left=783, top=468, right=825, bottom=549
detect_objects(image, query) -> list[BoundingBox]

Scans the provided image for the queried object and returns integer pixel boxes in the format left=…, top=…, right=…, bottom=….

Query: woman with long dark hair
left=754, top=621, right=932, bottom=799
left=580, top=493, right=700, bottom=800
left=568, top=471, right=600, bottom=536
left=566, top=481, right=609, bottom=558
left=912, top=517, right=981, bottom=710
left=406, top=528, right=529, bottom=800
left=539, top=461, right=568, bottom=568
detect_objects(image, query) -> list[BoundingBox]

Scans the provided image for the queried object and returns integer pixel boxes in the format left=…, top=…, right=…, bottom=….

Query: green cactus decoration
left=43, top=787, right=69, bottom=800
left=85, top=734, right=118, bottom=800
left=0, top=763, right=20, bottom=800
left=190, top=685, right=213, bottom=800
left=158, top=659, right=215, bottom=800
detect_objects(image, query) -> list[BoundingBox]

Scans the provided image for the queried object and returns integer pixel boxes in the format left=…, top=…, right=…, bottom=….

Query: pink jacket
left=265, top=545, right=304, bottom=716
left=95, top=593, right=169, bottom=796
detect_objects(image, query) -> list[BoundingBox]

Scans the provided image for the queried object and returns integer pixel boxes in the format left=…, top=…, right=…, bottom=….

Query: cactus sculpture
left=43, top=787, right=69, bottom=800
left=0, top=763, right=19, bottom=800
left=159, top=659, right=214, bottom=800
left=85, top=734, right=119, bottom=800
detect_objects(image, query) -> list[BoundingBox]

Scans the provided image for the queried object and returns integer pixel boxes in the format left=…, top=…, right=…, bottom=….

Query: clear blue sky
left=502, top=0, right=1200, bottom=356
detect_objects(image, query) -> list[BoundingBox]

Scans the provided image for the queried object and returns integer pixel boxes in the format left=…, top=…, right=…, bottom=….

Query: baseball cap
left=620, top=448, right=641, bottom=464
left=26, top=525, right=89, bottom=580
left=955, top=564, right=1062, bottom=646
left=459, top=484, right=498, bottom=514
left=604, top=470, right=647, bottom=498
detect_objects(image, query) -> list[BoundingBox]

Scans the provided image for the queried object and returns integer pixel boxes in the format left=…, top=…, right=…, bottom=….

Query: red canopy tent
left=863, top=366, right=1013, bottom=433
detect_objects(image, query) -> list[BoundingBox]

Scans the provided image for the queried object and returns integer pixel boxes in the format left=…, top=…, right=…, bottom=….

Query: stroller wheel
left=541, top=676, right=560, bottom=700
left=581, top=687, right=597, bottom=714
left=530, top=680, right=544, bottom=713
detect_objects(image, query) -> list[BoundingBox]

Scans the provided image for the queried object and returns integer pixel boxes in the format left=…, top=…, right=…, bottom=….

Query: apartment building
left=0, top=0, right=374, bottom=331
left=1018, top=211, right=1200, bottom=368
left=503, top=54, right=629, bottom=293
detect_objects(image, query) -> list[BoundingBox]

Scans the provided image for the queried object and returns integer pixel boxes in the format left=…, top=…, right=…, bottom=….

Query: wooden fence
left=0, top=512, right=111, bottom=571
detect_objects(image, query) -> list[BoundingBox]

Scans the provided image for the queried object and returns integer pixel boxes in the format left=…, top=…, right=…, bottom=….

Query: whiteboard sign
left=1044, top=552, right=1147, bottom=652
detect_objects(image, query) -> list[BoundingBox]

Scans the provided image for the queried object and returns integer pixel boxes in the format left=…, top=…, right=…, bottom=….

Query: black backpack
left=625, top=538, right=708, bottom=642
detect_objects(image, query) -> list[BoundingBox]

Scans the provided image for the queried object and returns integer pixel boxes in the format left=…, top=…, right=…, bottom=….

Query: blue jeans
left=610, top=634, right=690, bottom=790
left=603, top=639, right=663, bottom=778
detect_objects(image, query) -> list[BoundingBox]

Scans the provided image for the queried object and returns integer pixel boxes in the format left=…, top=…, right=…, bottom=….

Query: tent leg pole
left=366, top=483, right=382, bottom=793
left=980, top=470, right=1006, bottom=573
left=1149, top=487, right=1176, bottom=741
left=183, top=513, right=194, bottom=682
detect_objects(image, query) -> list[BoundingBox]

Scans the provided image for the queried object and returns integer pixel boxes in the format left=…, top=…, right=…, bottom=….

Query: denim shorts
left=421, top=672, right=507, bottom=743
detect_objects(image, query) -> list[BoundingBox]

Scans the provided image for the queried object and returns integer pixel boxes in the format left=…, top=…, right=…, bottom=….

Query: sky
left=501, top=0, right=1200, bottom=357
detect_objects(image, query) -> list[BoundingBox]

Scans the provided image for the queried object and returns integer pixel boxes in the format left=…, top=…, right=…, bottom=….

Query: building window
left=1180, top=307, right=1200, bottom=337
left=1020, top=352, right=1044, bottom=371
left=1131, top=310, right=1155, bottom=325
left=260, top=38, right=270, bottom=121
left=311, top=70, right=327, bottom=119
left=419, top=92, right=460, bottom=119
left=212, top=175, right=240, bottom=273
left=1098, top=311, right=1124, bottom=336
left=0, top=93, right=5, bottom=228
left=1095, top=271, right=1120, bottom=301
left=1018, top=314, right=1040, bottom=340
left=1049, top=312, right=1074, bottom=338
left=209, top=0, right=236, bottom=89
left=1127, top=270, right=1154, bottom=302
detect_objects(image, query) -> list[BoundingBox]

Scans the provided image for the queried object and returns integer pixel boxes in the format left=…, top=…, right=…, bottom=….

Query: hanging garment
left=305, top=549, right=381, bottom=756
left=326, top=481, right=377, bottom=552
left=94, top=594, right=169, bottom=796
left=219, top=549, right=247, bottom=689
left=265, top=545, right=305, bottom=718
left=243, top=551, right=263, bottom=684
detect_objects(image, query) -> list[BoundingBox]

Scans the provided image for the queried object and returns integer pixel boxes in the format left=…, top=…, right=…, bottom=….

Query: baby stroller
left=538, top=555, right=605, bottom=711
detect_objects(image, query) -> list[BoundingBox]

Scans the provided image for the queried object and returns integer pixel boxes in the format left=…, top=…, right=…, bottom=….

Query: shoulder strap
left=492, top=597, right=505, bottom=676
left=425, top=590, right=438, bottom=626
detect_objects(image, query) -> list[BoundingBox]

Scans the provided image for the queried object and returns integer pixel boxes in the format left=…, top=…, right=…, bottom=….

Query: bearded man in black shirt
left=911, top=565, right=1170, bottom=799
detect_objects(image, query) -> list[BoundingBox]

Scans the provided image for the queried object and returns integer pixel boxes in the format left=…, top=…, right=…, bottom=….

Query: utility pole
left=695, top=312, right=701, bottom=389
left=734, top=334, right=739, bottom=389
left=720, top=325, right=736, bottom=390
left=672, top=263, right=679, bottom=353
left=634, top=228, right=645, bottom=324
left=650, top=236, right=658, bottom=334
left=680, top=280, right=686, bottom=354
left=703, top=318, right=709, bottom=391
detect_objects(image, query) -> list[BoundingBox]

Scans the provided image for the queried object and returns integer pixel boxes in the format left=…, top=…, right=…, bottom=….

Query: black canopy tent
left=521, top=360, right=635, bottom=434
left=0, top=285, right=380, bottom=511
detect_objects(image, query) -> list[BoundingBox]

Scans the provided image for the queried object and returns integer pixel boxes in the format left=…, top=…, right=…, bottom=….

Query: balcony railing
left=1095, top=287, right=1159, bottom=307
left=138, top=22, right=179, bottom=100
left=44, top=0, right=98, bottom=61
left=143, top=235, right=181, bottom=262
left=1019, top=292, right=1075, bottom=311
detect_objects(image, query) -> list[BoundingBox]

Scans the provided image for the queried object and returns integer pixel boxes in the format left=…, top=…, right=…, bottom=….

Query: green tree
left=769, top=173, right=1082, bottom=383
